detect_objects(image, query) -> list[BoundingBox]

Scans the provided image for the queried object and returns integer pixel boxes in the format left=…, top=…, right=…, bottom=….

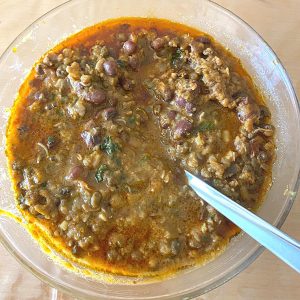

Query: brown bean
left=237, top=96, right=260, bottom=122
left=167, top=110, right=177, bottom=120
left=102, top=107, right=117, bottom=120
left=224, top=164, right=239, bottom=178
left=129, top=55, right=138, bottom=70
left=29, top=78, right=43, bottom=89
left=175, top=97, right=186, bottom=107
left=67, top=165, right=84, bottom=180
left=249, top=136, right=265, bottom=157
left=81, top=131, right=100, bottom=148
left=123, top=40, right=137, bottom=55
left=174, top=119, right=193, bottom=138
left=120, top=78, right=134, bottom=91
left=185, top=102, right=194, bottom=113
left=35, top=64, right=45, bottom=75
left=85, top=89, right=106, bottom=104
left=196, top=36, right=211, bottom=44
left=151, top=37, right=165, bottom=50
left=103, top=60, right=117, bottom=76
left=175, top=97, right=195, bottom=113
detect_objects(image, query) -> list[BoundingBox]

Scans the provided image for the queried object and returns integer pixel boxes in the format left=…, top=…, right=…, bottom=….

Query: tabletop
left=0, top=0, right=299, bottom=299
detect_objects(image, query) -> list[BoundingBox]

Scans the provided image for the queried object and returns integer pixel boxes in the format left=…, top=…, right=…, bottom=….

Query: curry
left=6, top=18, right=275, bottom=276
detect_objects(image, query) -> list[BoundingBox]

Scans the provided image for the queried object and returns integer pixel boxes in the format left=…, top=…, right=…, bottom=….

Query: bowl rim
left=0, top=0, right=299, bottom=299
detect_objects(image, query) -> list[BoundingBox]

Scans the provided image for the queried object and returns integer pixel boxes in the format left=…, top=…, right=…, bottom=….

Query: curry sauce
left=6, top=18, right=274, bottom=277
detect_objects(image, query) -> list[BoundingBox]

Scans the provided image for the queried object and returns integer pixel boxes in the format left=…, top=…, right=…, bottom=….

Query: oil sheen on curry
left=6, top=18, right=275, bottom=276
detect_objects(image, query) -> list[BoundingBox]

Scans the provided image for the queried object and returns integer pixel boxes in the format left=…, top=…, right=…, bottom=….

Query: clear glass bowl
left=0, top=0, right=299, bottom=299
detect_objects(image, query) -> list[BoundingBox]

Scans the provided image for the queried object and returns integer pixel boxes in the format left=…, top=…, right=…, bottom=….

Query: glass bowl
left=0, top=0, right=299, bottom=299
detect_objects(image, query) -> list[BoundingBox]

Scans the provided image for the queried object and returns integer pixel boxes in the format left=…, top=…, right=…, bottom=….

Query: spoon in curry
left=185, top=170, right=300, bottom=273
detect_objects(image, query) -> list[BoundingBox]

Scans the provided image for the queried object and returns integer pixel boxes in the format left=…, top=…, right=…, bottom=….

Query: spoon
left=185, top=170, right=300, bottom=273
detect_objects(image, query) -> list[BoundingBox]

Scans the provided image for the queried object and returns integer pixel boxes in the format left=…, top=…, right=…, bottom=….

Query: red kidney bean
left=151, top=38, right=165, bottom=50
left=175, top=97, right=195, bottom=113
left=120, top=78, right=134, bottom=91
left=29, top=78, right=43, bottom=89
left=185, top=102, right=194, bottom=113
left=123, top=40, right=137, bottom=55
left=103, top=60, right=117, bottom=76
left=196, top=36, right=211, bottom=44
left=67, top=165, right=84, bottom=180
left=81, top=131, right=100, bottom=148
left=69, top=77, right=106, bottom=105
left=224, top=164, right=239, bottom=178
left=167, top=110, right=177, bottom=120
left=35, top=64, right=45, bottom=75
left=237, top=96, right=260, bottom=122
left=85, top=89, right=106, bottom=104
left=174, top=119, right=193, bottom=138
left=175, top=97, right=187, bottom=107
left=102, top=107, right=117, bottom=120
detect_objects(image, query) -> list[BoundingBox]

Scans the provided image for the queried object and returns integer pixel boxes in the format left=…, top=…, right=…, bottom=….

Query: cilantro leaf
left=116, top=59, right=128, bottom=68
left=194, top=121, right=215, bottom=133
left=95, top=164, right=108, bottom=183
left=171, top=48, right=184, bottom=68
left=100, top=136, right=119, bottom=156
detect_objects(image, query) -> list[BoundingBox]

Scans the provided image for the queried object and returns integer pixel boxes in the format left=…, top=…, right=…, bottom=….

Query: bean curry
left=6, top=18, right=275, bottom=276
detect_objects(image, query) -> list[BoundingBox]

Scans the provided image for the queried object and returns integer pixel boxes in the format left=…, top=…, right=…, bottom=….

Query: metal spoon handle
left=185, top=171, right=300, bottom=273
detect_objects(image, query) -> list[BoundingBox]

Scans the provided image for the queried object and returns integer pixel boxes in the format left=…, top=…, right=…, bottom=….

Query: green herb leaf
left=116, top=59, right=128, bottom=68
left=201, top=235, right=211, bottom=244
left=194, top=121, right=215, bottom=133
left=100, top=136, right=119, bottom=156
left=171, top=48, right=184, bottom=67
left=127, top=115, right=136, bottom=125
left=95, top=164, right=108, bottom=183
left=40, top=182, right=47, bottom=188
left=47, top=135, right=56, bottom=148
left=47, top=136, right=55, bottom=144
